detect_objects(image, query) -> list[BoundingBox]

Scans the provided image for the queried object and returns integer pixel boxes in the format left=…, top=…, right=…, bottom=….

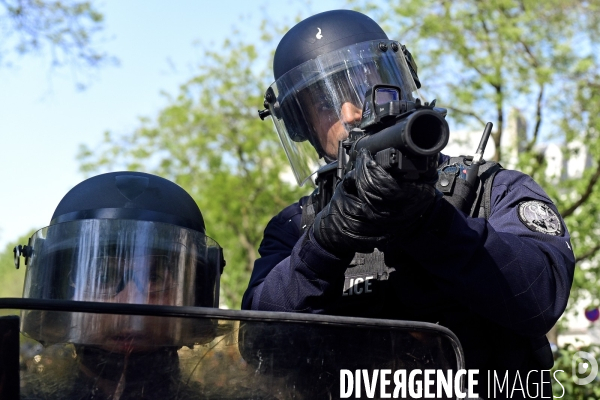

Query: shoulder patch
left=517, top=200, right=563, bottom=236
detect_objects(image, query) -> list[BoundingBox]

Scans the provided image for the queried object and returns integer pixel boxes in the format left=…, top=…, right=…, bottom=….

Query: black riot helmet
left=50, top=171, right=206, bottom=232
left=17, top=172, right=224, bottom=346
left=261, top=10, right=422, bottom=186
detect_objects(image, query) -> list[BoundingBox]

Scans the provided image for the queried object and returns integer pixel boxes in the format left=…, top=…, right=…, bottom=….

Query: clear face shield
left=266, top=40, right=421, bottom=186
left=20, top=219, right=223, bottom=349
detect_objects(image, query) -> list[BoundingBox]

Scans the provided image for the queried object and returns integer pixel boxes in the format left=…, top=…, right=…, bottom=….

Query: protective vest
left=300, top=157, right=503, bottom=313
left=299, top=158, right=553, bottom=369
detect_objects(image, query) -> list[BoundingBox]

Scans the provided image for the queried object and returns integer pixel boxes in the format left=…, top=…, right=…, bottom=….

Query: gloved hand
left=312, top=149, right=438, bottom=257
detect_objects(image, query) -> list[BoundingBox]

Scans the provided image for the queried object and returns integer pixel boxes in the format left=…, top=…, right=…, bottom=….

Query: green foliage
left=78, top=35, right=309, bottom=308
left=552, top=342, right=600, bottom=399
left=0, top=0, right=113, bottom=86
left=353, top=0, right=600, bottom=315
left=354, top=0, right=596, bottom=153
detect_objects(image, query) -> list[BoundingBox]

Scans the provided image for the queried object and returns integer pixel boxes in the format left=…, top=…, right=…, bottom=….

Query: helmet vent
left=115, top=176, right=150, bottom=201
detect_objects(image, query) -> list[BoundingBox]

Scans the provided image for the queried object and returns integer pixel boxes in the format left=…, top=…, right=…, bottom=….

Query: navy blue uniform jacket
left=242, top=156, right=575, bottom=392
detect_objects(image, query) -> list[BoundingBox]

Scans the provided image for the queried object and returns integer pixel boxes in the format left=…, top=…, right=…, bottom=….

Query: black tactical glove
left=312, top=149, right=438, bottom=257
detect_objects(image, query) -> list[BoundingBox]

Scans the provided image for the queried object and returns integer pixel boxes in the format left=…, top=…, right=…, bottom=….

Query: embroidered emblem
left=316, top=27, right=323, bottom=40
left=518, top=200, right=562, bottom=236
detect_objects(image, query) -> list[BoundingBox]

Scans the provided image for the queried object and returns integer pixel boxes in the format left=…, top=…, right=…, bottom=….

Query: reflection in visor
left=71, top=254, right=179, bottom=298
left=267, top=40, right=422, bottom=186
left=302, top=63, right=388, bottom=114
left=23, top=219, right=222, bottom=308
left=20, top=219, right=223, bottom=348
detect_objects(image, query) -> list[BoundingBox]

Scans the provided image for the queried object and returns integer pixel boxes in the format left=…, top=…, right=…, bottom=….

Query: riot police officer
left=18, top=171, right=224, bottom=399
left=243, top=9, right=575, bottom=399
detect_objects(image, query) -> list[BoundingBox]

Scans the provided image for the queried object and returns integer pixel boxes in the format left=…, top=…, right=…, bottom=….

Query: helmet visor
left=20, top=219, right=223, bottom=347
left=22, top=219, right=222, bottom=307
left=266, top=39, right=421, bottom=186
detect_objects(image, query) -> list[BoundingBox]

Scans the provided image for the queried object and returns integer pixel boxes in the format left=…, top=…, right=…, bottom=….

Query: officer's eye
left=316, top=98, right=335, bottom=112
left=147, top=265, right=174, bottom=292
left=149, top=270, right=165, bottom=284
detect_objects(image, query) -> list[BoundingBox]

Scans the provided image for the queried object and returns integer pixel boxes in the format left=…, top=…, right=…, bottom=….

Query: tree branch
left=478, top=8, right=499, bottom=70
left=560, top=159, right=600, bottom=218
left=575, top=242, right=600, bottom=264
left=446, top=106, right=486, bottom=126
left=525, top=84, right=544, bottom=152
left=493, top=85, right=503, bottom=162
left=519, top=40, right=540, bottom=69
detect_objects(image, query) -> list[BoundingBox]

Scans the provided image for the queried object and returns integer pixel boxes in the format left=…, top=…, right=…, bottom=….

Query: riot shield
left=0, top=298, right=464, bottom=399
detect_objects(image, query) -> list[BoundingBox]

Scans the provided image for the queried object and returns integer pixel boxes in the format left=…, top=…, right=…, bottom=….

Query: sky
left=0, top=0, right=348, bottom=250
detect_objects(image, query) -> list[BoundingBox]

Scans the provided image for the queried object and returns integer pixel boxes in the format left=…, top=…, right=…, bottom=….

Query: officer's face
left=74, top=253, right=179, bottom=304
left=76, top=254, right=181, bottom=353
left=303, top=98, right=362, bottom=158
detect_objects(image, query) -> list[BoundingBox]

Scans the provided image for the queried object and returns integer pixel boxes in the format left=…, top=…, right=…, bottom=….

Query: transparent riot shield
left=0, top=298, right=465, bottom=400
